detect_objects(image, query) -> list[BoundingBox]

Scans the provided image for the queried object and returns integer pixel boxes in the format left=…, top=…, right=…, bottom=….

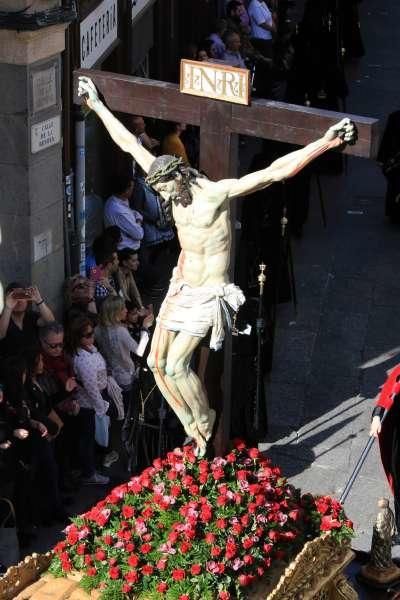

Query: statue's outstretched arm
left=77, top=76, right=155, bottom=174
left=225, top=118, right=357, bottom=200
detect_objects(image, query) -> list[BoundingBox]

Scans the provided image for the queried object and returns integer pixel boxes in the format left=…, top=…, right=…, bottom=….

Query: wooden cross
left=74, top=68, right=379, bottom=447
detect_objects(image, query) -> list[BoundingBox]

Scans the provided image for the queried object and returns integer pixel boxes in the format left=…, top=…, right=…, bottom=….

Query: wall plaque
left=80, top=0, right=118, bottom=68
left=32, top=65, right=57, bottom=113
left=34, top=230, right=53, bottom=263
left=180, top=59, right=250, bottom=106
left=31, top=115, right=61, bottom=154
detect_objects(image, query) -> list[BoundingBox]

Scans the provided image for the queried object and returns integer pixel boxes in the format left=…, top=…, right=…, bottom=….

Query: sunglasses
left=81, top=330, right=95, bottom=339
left=44, top=340, right=64, bottom=350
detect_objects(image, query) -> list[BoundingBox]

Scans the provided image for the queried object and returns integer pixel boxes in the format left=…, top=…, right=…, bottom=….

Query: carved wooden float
left=0, top=534, right=358, bottom=600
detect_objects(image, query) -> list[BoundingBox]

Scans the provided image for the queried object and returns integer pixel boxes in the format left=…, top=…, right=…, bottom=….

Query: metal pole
left=75, top=113, right=86, bottom=276
left=340, top=409, right=389, bottom=504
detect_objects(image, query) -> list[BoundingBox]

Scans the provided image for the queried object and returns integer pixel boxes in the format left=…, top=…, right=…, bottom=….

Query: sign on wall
left=31, top=115, right=61, bottom=154
left=131, top=0, right=155, bottom=23
left=31, top=65, right=58, bottom=113
left=33, top=230, right=52, bottom=262
left=180, top=59, right=250, bottom=106
left=80, top=0, right=118, bottom=68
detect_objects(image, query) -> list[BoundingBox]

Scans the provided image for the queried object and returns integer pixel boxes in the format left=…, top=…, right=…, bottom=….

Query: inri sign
left=180, top=59, right=250, bottom=106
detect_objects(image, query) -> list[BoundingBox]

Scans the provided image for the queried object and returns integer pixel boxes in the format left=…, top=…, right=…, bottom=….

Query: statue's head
left=146, top=155, right=202, bottom=207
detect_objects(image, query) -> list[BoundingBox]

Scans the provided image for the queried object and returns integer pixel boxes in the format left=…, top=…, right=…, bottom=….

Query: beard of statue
left=146, top=154, right=205, bottom=208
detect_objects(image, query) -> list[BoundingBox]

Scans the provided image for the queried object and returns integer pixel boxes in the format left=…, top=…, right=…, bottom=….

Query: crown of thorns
left=145, top=156, right=185, bottom=187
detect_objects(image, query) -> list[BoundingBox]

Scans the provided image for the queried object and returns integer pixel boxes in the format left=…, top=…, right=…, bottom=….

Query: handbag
left=0, top=498, right=19, bottom=569
left=95, top=413, right=110, bottom=448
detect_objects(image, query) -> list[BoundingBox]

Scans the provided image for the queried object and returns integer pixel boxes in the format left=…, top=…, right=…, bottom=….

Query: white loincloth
left=158, top=271, right=246, bottom=351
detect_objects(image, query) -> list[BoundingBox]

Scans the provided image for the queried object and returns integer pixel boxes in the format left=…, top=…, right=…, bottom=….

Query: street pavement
left=260, top=0, right=400, bottom=554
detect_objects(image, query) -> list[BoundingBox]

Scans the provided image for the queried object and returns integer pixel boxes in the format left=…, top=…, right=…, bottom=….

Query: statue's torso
left=172, top=178, right=232, bottom=287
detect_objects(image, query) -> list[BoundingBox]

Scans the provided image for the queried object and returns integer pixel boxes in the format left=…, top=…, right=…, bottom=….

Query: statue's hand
left=369, top=415, right=382, bottom=438
left=77, top=76, right=101, bottom=110
left=324, top=118, right=357, bottom=146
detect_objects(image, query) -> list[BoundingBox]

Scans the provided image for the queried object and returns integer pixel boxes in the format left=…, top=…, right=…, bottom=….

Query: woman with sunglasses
left=66, top=316, right=109, bottom=485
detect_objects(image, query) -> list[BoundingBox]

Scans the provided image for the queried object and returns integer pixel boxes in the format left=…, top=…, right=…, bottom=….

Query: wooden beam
left=74, top=69, right=379, bottom=159
left=231, top=100, right=380, bottom=159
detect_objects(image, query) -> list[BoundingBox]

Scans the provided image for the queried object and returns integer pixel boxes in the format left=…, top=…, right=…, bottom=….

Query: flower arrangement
left=50, top=442, right=353, bottom=599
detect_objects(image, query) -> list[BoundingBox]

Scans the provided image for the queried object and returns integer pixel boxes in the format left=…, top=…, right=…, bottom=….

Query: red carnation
left=320, top=515, right=342, bottom=531
left=205, top=532, right=216, bottom=544
left=125, top=570, right=139, bottom=583
left=268, top=530, right=280, bottom=541
left=153, top=457, right=163, bottom=470
left=122, top=584, right=132, bottom=594
left=248, top=447, right=260, bottom=459
left=109, top=566, right=120, bottom=579
left=179, top=595, right=190, bottom=600
left=191, top=564, right=202, bottom=575
left=211, top=546, right=222, bottom=557
left=315, top=498, right=330, bottom=515
left=242, top=537, right=254, bottom=549
left=84, top=555, right=93, bottom=566
left=244, top=554, right=254, bottom=565
left=226, top=452, right=236, bottom=463
left=167, top=469, right=178, bottom=481
left=122, top=505, right=134, bottom=519
left=199, top=472, right=208, bottom=484
left=289, top=509, right=301, bottom=521
left=140, top=542, right=152, bottom=554
left=216, top=518, right=226, bottom=528
left=103, top=534, right=113, bottom=546
left=219, top=592, right=231, bottom=600
left=127, top=554, right=139, bottom=567
left=213, top=468, right=225, bottom=480
left=180, top=541, right=192, bottom=553
left=198, top=459, right=209, bottom=472
left=157, top=582, right=168, bottom=593
left=189, top=484, right=200, bottom=495
left=238, top=574, right=250, bottom=586
left=232, top=523, right=242, bottom=536
left=87, top=567, right=97, bottom=577
left=125, top=542, right=135, bottom=552
left=76, top=543, right=86, bottom=555
left=172, top=568, right=186, bottom=581
left=171, top=485, right=181, bottom=497
left=182, top=475, right=194, bottom=487
left=142, top=565, right=154, bottom=576
left=95, top=549, right=106, bottom=561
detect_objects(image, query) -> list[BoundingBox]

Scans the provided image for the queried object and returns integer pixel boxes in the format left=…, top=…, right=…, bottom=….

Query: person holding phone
left=0, top=282, right=55, bottom=359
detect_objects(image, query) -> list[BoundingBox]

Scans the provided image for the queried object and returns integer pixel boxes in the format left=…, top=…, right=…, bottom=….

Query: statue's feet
left=196, top=409, right=216, bottom=442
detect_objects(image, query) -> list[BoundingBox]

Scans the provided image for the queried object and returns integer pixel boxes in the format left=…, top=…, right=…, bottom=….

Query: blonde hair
left=99, top=295, right=125, bottom=327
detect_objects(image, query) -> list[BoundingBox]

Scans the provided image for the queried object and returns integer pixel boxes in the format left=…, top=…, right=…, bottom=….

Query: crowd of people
left=0, top=186, right=180, bottom=562
left=185, top=0, right=293, bottom=101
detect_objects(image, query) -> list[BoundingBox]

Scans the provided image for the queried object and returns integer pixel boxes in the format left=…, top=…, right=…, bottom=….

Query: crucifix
left=74, top=66, right=378, bottom=455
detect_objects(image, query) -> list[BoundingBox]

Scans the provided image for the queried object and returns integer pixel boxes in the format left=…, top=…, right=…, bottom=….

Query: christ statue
left=78, top=75, right=356, bottom=455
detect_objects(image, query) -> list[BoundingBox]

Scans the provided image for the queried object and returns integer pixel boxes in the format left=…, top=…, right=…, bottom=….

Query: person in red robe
left=370, top=365, right=400, bottom=530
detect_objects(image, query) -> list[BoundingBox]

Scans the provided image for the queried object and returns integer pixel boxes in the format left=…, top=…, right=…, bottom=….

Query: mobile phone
left=90, top=266, right=104, bottom=282
left=12, top=288, right=31, bottom=300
